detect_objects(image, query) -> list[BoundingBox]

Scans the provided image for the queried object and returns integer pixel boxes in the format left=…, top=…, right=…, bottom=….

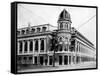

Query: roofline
left=71, top=27, right=94, bottom=46
left=18, top=23, right=52, bottom=30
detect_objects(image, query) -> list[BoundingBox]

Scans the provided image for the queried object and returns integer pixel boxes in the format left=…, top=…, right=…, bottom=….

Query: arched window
left=42, top=27, right=47, bottom=32
left=65, top=23, right=68, bottom=29
left=59, top=44, right=62, bottom=51
left=29, top=41, right=33, bottom=51
left=40, top=40, right=44, bottom=51
left=24, top=41, right=28, bottom=52
left=22, top=30, right=25, bottom=35
left=64, top=44, right=68, bottom=51
left=17, top=31, right=20, bottom=35
left=37, top=28, right=40, bottom=32
left=60, top=24, right=63, bottom=29
left=26, top=29, right=29, bottom=34
left=35, top=40, right=38, bottom=52
left=31, top=28, right=35, bottom=33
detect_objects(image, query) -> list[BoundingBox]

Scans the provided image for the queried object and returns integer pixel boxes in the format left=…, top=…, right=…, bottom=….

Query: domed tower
left=58, top=9, right=72, bottom=30
left=57, top=9, right=72, bottom=51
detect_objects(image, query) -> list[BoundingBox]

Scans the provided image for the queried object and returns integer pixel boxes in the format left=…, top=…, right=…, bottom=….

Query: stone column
left=22, top=41, right=25, bottom=53
left=48, top=56, right=49, bottom=66
left=71, top=55, right=73, bottom=65
left=79, top=43, right=80, bottom=53
left=79, top=43, right=81, bottom=63
left=62, top=55, right=64, bottom=65
left=77, top=41, right=79, bottom=52
left=37, top=55, right=40, bottom=65
left=32, top=56, right=34, bottom=64
left=78, top=42, right=80, bottom=52
left=32, top=40, right=34, bottom=64
left=38, top=39, right=41, bottom=53
left=68, top=55, right=69, bottom=65
left=44, top=39, right=46, bottom=53
left=27, top=40, right=30, bottom=53
left=33, top=39, right=34, bottom=53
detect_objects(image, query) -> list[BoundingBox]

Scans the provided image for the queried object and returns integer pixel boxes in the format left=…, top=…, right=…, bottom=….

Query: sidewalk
left=18, top=61, right=96, bottom=73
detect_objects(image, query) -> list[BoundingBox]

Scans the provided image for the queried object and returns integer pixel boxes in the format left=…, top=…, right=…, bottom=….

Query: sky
left=17, top=4, right=96, bottom=47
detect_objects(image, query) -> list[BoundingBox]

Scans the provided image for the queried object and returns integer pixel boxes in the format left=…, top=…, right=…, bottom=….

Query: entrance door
left=64, top=55, right=68, bottom=65
left=34, top=56, right=37, bottom=64
left=40, top=56, right=44, bottom=65
left=59, top=56, right=62, bottom=65
left=49, top=56, right=52, bottom=65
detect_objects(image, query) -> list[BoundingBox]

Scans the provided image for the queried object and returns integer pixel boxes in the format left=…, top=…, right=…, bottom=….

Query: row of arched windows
left=17, top=27, right=47, bottom=35
left=18, top=39, right=45, bottom=53
left=50, top=44, right=68, bottom=51
left=59, top=22, right=71, bottom=30
left=35, top=39, right=44, bottom=52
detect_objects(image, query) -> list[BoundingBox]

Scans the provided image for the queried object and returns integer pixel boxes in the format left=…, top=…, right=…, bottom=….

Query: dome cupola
left=58, top=9, right=71, bottom=22
left=57, top=9, right=72, bottom=30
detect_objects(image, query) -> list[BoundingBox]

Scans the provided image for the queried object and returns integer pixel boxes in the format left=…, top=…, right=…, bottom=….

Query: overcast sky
left=17, top=4, right=96, bottom=47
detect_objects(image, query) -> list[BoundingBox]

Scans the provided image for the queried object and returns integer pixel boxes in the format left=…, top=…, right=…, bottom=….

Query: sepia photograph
left=15, top=2, right=97, bottom=73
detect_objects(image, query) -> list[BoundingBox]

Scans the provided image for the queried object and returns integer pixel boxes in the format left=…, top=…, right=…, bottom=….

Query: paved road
left=18, top=61, right=96, bottom=73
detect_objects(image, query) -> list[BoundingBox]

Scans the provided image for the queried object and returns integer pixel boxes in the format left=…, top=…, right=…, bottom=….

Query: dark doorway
left=49, top=56, right=52, bottom=65
left=64, top=55, right=68, bottom=65
left=40, top=56, right=44, bottom=65
left=59, top=56, right=62, bottom=65
left=69, top=56, right=71, bottom=64
left=34, top=56, right=37, bottom=64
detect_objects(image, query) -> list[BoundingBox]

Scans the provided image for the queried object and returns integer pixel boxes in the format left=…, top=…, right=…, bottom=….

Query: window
left=19, top=41, right=22, bottom=53
left=35, top=40, right=38, bottom=52
left=31, top=28, right=35, bottom=33
left=29, top=41, right=33, bottom=51
left=26, top=29, right=29, bottom=34
left=60, top=23, right=63, bottom=29
left=22, top=30, right=25, bottom=35
left=64, top=44, right=68, bottom=51
left=59, top=45, right=62, bottom=51
left=42, top=27, right=47, bottom=32
left=24, top=41, right=28, bottom=52
left=67, top=24, right=68, bottom=30
left=79, top=43, right=80, bottom=52
left=40, top=40, right=44, bottom=51
left=29, top=57, right=32, bottom=60
left=37, top=28, right=40, bottom=32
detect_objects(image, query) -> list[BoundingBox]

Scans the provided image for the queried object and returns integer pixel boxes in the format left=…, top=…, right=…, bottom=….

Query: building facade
left=17, top=9, right=96, bottom=67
